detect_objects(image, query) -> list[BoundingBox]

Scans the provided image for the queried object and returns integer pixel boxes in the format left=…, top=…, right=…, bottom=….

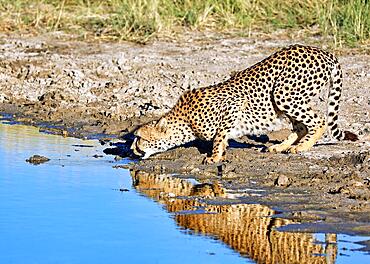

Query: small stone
left=339, top=186, right=350, bottom=195
left=26, top=155, right=50, bottom=165
left=114, top=155, right=123, bottom=161
left=352, top=181, right=364, bottom=187
left=112, top=164, right=131, bottom=169
left=275, top=175, right=290, bottom=187
left=311, top=178, right=321, bottom=183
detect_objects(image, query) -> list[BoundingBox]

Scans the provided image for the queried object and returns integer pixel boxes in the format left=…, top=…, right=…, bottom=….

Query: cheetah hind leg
left=268, top=122, right=307, bottom=153
left=289, top=119, right=327, bottom=153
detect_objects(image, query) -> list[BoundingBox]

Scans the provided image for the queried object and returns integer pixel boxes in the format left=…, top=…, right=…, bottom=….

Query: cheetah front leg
left=203, top=131, right=228, bottom=164
left=268, top=122, right=307, bottom=153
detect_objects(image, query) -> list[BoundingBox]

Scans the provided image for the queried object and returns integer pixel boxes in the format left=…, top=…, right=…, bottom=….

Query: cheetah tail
left=328, top=62, right=358, bottom=141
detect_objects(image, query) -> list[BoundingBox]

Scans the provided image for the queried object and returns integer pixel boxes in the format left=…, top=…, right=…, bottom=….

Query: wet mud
left=0, top=32, right=369, bottom=235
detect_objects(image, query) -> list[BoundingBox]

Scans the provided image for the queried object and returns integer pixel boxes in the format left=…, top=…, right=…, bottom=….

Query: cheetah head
left=131, top=117, right=179, bottom=159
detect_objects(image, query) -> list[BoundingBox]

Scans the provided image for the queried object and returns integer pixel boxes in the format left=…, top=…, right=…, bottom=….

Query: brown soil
left=1, top=31, right=369, bottom=235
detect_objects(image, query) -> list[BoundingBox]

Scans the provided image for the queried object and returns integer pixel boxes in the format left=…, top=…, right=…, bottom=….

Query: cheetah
left=131, top=44, right=357, bottom=164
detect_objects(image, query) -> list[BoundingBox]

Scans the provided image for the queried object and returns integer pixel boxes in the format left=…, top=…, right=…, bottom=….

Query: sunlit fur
left=131, top=117, right=196, bottom=159
left=131, top=45, right=357, bottom=163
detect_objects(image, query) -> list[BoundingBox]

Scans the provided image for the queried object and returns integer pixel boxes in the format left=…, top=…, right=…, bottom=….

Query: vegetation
left=0, top=0, right=369, bottom=45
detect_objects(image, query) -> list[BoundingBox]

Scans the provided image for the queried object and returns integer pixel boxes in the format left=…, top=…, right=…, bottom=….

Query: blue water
left=0, top=122, right=249, bottom=264
left=0, top=121, right=369, bottom=264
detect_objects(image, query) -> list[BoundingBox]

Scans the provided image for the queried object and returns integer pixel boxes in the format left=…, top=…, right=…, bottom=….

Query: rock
left=26, top=155, right=50, bottom=165
left=275, top=175, right=290, bottom=187
left=114, top=155, right=123, bottom=161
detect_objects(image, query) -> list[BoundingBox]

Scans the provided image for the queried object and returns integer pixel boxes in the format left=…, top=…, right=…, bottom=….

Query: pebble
left=26, top=154, right=50, bottom=165
left=275, top=175, right=290, bottom=187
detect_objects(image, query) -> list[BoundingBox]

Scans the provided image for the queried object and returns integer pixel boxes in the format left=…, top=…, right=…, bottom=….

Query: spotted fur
left=131, top=44, right=358, bottom=164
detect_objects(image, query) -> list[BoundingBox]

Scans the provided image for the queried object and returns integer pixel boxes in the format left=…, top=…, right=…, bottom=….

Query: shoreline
left=1, top=32, right=369, bottom=236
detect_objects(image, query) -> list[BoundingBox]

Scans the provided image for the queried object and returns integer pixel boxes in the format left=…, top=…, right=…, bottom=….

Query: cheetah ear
left=156, top=117, right=167, bottom=132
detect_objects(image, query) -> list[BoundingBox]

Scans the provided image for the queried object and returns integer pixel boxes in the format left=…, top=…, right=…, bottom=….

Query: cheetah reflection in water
left=132, top=170, right=338, bottom=264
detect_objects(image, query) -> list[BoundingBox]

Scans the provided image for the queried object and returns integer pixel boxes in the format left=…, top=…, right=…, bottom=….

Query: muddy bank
left=0, top=32, right=369, bottom=138
left=1, top=32, right=369, bottom=234
left=121, top=138, right=370, bottom=235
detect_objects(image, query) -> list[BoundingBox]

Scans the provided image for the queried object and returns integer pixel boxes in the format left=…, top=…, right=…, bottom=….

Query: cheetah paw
left=203, top=156, right=223, bottom=165
left=288, top=145, right=311, bottom=154
left=268, top=144, right=291, bottom=153
left=288, top=146, right=299, bottom=154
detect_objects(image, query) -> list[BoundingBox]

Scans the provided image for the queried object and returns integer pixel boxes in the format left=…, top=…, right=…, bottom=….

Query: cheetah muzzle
left=131, top=44, right=358, bottom=164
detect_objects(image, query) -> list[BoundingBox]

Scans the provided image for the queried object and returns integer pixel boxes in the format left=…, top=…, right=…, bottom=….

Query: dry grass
left=0, top=0, right=369, bottom=45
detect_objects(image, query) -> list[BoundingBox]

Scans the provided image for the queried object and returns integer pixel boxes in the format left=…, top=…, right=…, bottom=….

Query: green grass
left=0, top=0, right=369, bottom=45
